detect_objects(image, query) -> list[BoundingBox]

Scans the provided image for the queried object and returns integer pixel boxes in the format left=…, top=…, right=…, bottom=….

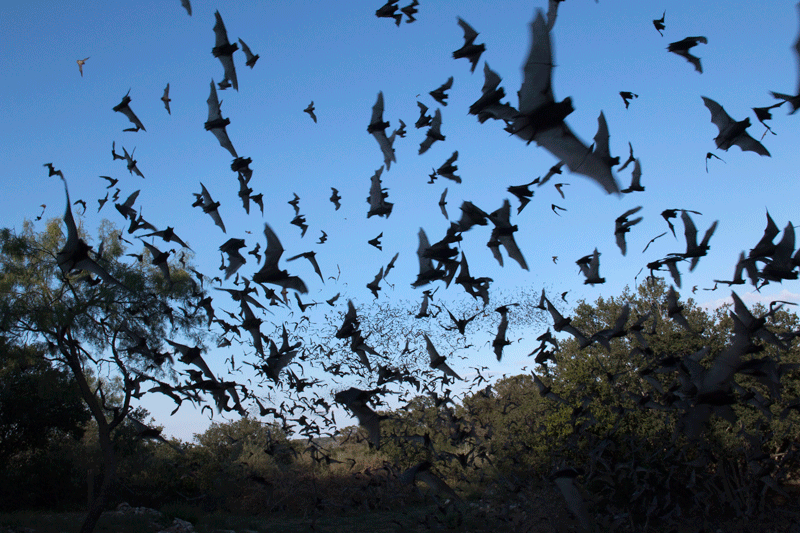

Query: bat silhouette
left=219, top=238, right=246, bottom=279
left=375, top=0, right=402, bottom=26
left=752, top=101, right=784, bottom=137
left=54, top=173, right=127, bottom=289
left=368, top=92, right=397, bottom=169
left=141, top=227, right=190, bottom=249
left=469, top=62, right=517, bottom=123
left=493, top=304, right=516, bottom=361
left=335, top=387, right=385, bottom=448
left=393, top=118, right=406, bottom=138
left=576, top=248, right=604, bottom=284
left=507, top=180, right=536, bottom=214
left=181, top=0, right=191, bottom=16
left=619, top=91, right=638, bottom=108
left=770, top=3, right=800, bottom=113
left=205, top=80, right=238, bottom=157
left=304, top=101, right=317, bottom=122
left=160, top=83, right=171, bottom=114
left=668, top=36, right=707, bottom=73
left=641, top=231, right=667, bottom=253
left=76, top=57, right=89, bottom=76
left=705, top=152, right=725, bottom=173
left=140, top=240, right=173, bottom=285
left=287, top=251, right=324, bottom=283
left=368, top=232, right=382, bottom=250
left=250, top=193, right=264, bottom=215
left=554, top=182, right=568, bottom=199
left=653, top=11, right=665, bottom=36
left=196, top=182, right=226, bottom=233
left=429, top=77, right=453, bottom=106
left=317, top=230, right=327, bottom=244
left=702, top=96, right=770, bottom=156
left=419, top=108, right=444, bottom=154
left=551, top=203, right=566, bottom=215
left=673, top=210, right=718, bottom=271
left=511, top=10, right=620, bottom=194
left=112, top=89, right=146, bottom=132
left=120, top=146, right=144, bottom=178
left=384, top=251, right=399, bottom=279
left=212, top=11, right=238, bottom=90
left=366, top=266, right=383, bottom=299
left=615, top=206, right=643, bottom=256
left=400, top=461, right=461, bottom=502
left=288, top=193, right=300, bottom=215
left=330, top=187, right=341, bottom=209
left=238, top=38, right=259, bottom=68
left=438, top=188, right=448, bottom=219
left=661, top=208, right=701, bottom=238
left=290, top=214, right=307, bottom=237
left=436, top=151, right=460, bottom=182
left=367, top=166, right=393, bottom=218
left=618, top=142, right=635, bottom=171
left=621, top=158, right=644, bottom=193
left=401, top=0, right=418, bottom=23
left=98, top=175, right=118, bottom=188
left=424, top=333, right=461, bottom=380
left=415, top=101, right=432, bottom=128
left=453, top=18, right=485, bottom=73
left=114, top=189, right=140, bottom=220
left=488, top=199, right=528, bottom=270
left=252, top=223, right=308, bottom=294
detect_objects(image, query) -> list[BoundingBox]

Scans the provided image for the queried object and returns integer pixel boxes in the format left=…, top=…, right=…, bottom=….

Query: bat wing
left=498, top=234, right=528, bottom=270
left=457, top=17, right=478, bottom=45
left=519, top=10, right=555, bottom=115
left=206, top=81, right=223, bottom=121
left=181, top=0, right=191, bottom=16
left=370, top=91, right=385, bottom=127
left=372, top=131, right=396, bottom=169
left=545, top=0, right=560, bottom=31
left=262, top=223, right=285, bottom=269
left=701, top=96, right=734, bottom=134
left=120, top=107, right=145, bottom=132
left=733, top=132, right=771, bottom=156
left=534, top=122, right=620, bottom=194
left=674, top=49, right=702, bottom=72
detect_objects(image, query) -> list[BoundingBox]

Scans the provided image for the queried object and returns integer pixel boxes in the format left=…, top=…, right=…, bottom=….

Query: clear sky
left=2, top=0, right=800, bottom=441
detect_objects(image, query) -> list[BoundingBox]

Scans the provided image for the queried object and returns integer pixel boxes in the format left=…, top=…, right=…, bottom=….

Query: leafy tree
left=0, top=217, right=215, bottom=532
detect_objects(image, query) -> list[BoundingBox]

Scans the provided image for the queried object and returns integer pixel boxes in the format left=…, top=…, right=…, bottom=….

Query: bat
left=196, top=182, right=226, bottom=233
left=554, top=182, right=568, bottom=199
left=752, top=101, right=784, bottom=137
left=400, top=0, right=418, bottom=23
left=619, top=91, right=638, bottom=108
left=330, top=187, right=341, bottom=210
left=317, top=230, right=327, bottom=244
left=621, top=158, right=644, bottom=193
left=488, top=199, right=529, bottom=270
left=511, top=10, right=620, bottom=195
left=367, top=166, right=393, bottom=218
left=618, top=142, right=635, bottom=171
left=334, top=387, right=385, bottom=449
left=576, top=248, right=604, bottom=284
left=668, top=36, right=708, bottom=73
left=304, top=101, right=317, bottom=123
left=368, top=232, right=382, bottom=250
left=219, top=238, right=246, bottom=279
left=701, top=97, right=770, bottom=156
left=286, top=251, right=324, bottom=283
left=551, top=203, right=566, bottom=215
left=424, top=333, right=461, bottom=380
left=181, top=0, right=191, bottom=16
left=290, top=215, right=307, bottom=237
left=140, top=240, right=173, bottom=285
left=368, top=92, right=396, bottom=169
left=453, top=18, right=485, bottom=73
left=141, top=227, right=190, bottom=249
left=661, top=208, right=701, bottom=238
left=121, top=146, right=144, bottom=178
left=76, top=57, right=89, bottom=76
left=705, top=152, right=725, bottom=172
left=252, top=223, right=308, bottom=294
left=493, top=304, right=515, bottom=361
left=438, top=188, right=448, bottom=219
left=112, top=89, right=146, bottom=132
left=507, top=180, right=536, bottom=214
left=415, top=101, right=432, bottom=128
left=676, top=209, right=718, bottom=271
left=366, top=266, right=383, bottom=299
left=288, top=193, right=300, bottom=215
left=205, top=81, right=238, bottom=157
left=212, top=11, right=238, bottom=90
left=160, top=83, right=171, bottom=114
left=429, top=76, right=453, bottom=106
left=238, top=38, right=259, bottom=68
left=614, top=206, right=643, bottom=256
left=653, top=11, right=665, bottom=36
left=469, top=62, right=518, bottom=123
left=418, top=108, right=444, bottom=154
left=436, top=151, right=459, bottom=182
left=98, top=175, right=118, bottom=188
left=375, top=0, right=402, bottom=26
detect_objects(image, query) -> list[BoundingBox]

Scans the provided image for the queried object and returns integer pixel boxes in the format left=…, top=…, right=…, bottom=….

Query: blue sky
left=2, top=0, right=800, bottom=441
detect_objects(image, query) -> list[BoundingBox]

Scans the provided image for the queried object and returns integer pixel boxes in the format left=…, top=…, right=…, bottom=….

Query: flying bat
left=674, top=209, right=718, bottom=271
left=424, top=333, right=461, bottom=380
left=576, top=248, right=605, bottom=284
left=366, top=266, right=383, bottom=299
left=507, top=180, right=536, bottom=214
left=330, top=187, right=341, bottom=209
left=668, top=36, right=708, bottom=73
left=621, top=158, right=644, bottom=193
left=335, top=387, right=385, bottom=449
left=112, top=89, right=146, bottom=132
left=436, top=151, right=459, bottom=182
left=141, top=226, right=190, bottom=249
left=614, top=206, right=643, bottom=256
left=252, top=223, right=308, bottom=294
left=205, top=80, right=238, bottom=157
left=219, top=238, right=246, bottom=279
left=400, top=0, right=418, bottom=23
left=238, top=38, right=259, bottom=68
left=212, top=11, right=238, bottom=90
left=429, top=77, right=453, bottom=106
left=453, top=18, right=485, bottom=73
left=181, top=0, right=191, bottom=16
left=367, top=166, right=393, bottom=218
left=304, top=101, right=317, bottom=123
left=121, top=146, right=144, bottom=178
left=419, top=108, right=444, bottom=154
left=375, top=0, right=402, bottom=26
left=752, top=101, right=784, bottom=138
left=653, top=11, right=665, bottom=36
left=368, top=92, right=396, bottom=170
left=54, top=173, right=127, bottom=289
left=415, top=101, right=432, bottom=128
left=661, top=208, right=701, bottom=238
left=141, top=240, right=173, bottom=285
left=488, top=199, right=529, bottom=270
left=76, top=57, right=89, bottom=76
left=701, top=96, right=770, bottom=156
left=161, top=83, right=171, bottom=114
left=368, top=232, right=382, bottom=250
left=511, top=10, right=621, bottom=195
left=620, top=91, right=638, bottom=108
left=438, top=188, right=448, bottom=219
left=493, top=305, right=514, bottom=361
left=469, top=62, right=518, bottom=123
left=287, top=251, right=324, bottom=283
left=193, top=182, right=225, bottom=233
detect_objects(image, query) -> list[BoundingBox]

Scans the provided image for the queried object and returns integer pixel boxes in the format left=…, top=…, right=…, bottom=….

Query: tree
left=0, top=217, right=216, bottom=533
